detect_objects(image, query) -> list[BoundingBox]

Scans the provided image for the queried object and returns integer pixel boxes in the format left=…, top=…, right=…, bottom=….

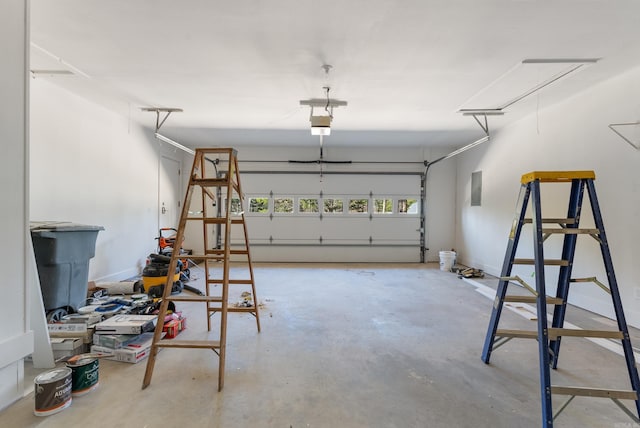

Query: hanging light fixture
left=300, top=65, right=347, bottom=136
left=310, top=86, right=333, bottom=135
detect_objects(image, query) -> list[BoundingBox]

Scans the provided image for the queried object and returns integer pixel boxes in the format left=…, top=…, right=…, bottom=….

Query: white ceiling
left=29, top=0, right=640, bottom=148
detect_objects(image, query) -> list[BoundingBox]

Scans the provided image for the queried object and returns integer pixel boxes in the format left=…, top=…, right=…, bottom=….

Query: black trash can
left=30, top=222, right=104, bottom=320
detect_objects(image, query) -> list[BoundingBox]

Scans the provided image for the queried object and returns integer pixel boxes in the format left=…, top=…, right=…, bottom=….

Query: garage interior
left=2, top=1, right=640, bottom=427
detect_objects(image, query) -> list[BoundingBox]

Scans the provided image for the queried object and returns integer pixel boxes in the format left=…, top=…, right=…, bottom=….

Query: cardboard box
left=51, top=337, right=84, bottom=359
left=49, top=327, right=95, bottom=344
left=163, top=320, right=180, bottom=339
left=94, top=315, right=157, bottom=335
left=48, top=323, right=87, bottom=333
left=90, top=332, right=159, bottom=364
left=162, top=315, right=186, bottom=339
left=92, top=333, right=140, bottom=349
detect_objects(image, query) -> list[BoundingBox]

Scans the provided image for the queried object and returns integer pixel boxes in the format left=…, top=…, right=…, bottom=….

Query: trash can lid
left=30, top=221, right=105, bottom=232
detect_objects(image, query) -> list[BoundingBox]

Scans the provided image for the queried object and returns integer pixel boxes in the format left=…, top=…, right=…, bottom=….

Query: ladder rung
left=185, top=218, right=246, bottom=224
left=551, top=386, right=637, bottom=400
left=191, top=178, right=230, bottom=187
left=547, top=328, right=624, bottom=339
left=209, top=306, right=258, bottom=313
left=523, top=218, right=576, bottom=225
left=495, top=329, right=539, bottom=339
left=155, top=339, right=221, bottom=349
left=206, top=249, right=249, bottom=255
left=513, top=258, right=569, bottom=266
left=200, top=217, right=227, bottom=224
left=503, top=295, right=564, bottom=305
left=207, top=279, right=254, bottom=284
left=167, top=295, right=223, bottom=303
left=184, top=254, right=226, bottom=260
left=541, top=228, right=600, bottom=235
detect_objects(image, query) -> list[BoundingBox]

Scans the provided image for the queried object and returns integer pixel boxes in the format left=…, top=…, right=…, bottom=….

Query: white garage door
left=239, top=172, right=422, bottom=262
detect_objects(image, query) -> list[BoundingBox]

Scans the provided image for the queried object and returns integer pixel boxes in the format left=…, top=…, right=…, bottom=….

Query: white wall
left=0, top=0, right=30, bottom=411
left=456, top=66, right=640, bottom=327
left=30, top=78, right=174, bottom=282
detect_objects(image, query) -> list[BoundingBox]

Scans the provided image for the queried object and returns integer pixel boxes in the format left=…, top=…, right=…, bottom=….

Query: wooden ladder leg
left=142, top=156, right=200, bottom=389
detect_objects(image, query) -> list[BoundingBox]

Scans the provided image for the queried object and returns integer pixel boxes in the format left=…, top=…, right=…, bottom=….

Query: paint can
left=34, top=367, right=73, bottom=416
left=67, top=355, right=99, bottom=396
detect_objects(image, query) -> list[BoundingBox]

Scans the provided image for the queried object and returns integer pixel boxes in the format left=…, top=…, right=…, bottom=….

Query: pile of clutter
left=48, top=286, right=186, bottom=364
left=454, top=267, right=485, bottom=279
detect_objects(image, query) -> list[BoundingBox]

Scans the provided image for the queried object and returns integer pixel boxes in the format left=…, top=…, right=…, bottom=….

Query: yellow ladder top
left=521, top=170, right=596, bottom=184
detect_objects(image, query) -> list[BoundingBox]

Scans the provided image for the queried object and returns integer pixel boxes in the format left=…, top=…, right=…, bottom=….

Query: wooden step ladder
left=142, top=148, right=260, bottom=392
left=481, top=171, right=640, bottom=427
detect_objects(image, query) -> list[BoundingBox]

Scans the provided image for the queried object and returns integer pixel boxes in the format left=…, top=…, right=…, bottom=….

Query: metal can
left=67, top=355, right=99, bottom=396
left=34, top=367, right=73, bottom=416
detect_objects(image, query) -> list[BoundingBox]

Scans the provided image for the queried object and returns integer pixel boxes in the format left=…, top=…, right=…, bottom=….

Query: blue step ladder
left=481, top=171, right=640, bottom=427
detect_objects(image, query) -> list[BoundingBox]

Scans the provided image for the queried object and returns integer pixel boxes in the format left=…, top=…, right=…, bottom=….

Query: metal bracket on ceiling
left=425, top=109, right=504, bottom=169
left=141, top=107, right=184, bottom=132
left=141, top=107, right=200, bottom=156
left=458, top=109, right=505, bottom=137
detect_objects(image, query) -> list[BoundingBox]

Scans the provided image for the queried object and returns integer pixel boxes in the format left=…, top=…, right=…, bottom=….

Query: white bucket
left=439, top=251, right=456, bottom=271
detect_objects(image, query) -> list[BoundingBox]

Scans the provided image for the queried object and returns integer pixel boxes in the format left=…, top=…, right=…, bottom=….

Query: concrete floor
left=1, top=263, right=640, bottom=427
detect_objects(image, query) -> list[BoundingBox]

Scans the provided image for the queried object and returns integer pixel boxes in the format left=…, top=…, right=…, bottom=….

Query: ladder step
left=523, top=218, right=576, bottom=225
left=496, top=329, right=539, bottom=339
left=167, top=295, right=223, bottom=303
left=547, top=328, right=624, bottom=339
left=520, top=170, right=596, bottom=184
left=541, top=228, right=600, bottom=235
left=191, top=178, right=231, bottom=187
left=551, top=386, right=638, bottom=400
left=206, top=249, right=249, bottom=255
left=155, top=339, right=221, bottom=349
left=184, top=218, right=246, bottom=224
left=503, top=295, right=564, bottom=305
left=184, top=254, right=225, bottom=261
left=513, top=258, right=569, bottom=266
left=207, top=279, right=254, bottom=284
left=209, top=306, right=258, bottom=313
left=495, top=329, right=624, bottom=340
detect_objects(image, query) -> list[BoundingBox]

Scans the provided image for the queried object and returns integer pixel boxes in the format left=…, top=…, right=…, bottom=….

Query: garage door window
left=249, top=197, right=269, bottom=214
left=349, top=198, right=368, bottom=214
left=274, top=197, right=294, bottom=213
left=299, top=198, right=319, bottom=213
left=374, top=198, right=393, bottom=214
left=398, top=198, right=418, bottom=214
left=323, top=198, right=343, bottom=214
left=227, top=197, right=242, bottom=214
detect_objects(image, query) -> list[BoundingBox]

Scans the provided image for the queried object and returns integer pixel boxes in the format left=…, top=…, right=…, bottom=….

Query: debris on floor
left=455, top=267, right=484, bottom=279
left=234, top=291, right=254, bottom=308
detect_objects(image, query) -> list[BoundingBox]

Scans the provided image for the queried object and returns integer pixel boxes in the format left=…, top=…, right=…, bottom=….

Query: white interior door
left=159, top=156, right=181, bottom=229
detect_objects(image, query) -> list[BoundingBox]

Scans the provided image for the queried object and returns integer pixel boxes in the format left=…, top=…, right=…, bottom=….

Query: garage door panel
left=242, top=173, right=422, bottom=262
left=371, top=217, right=420, bottom=240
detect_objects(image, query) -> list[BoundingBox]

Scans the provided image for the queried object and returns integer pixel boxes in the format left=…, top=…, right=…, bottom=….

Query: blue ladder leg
left=586, top=179, right=640, bottom=418
left=549, top=179, right=586, bottom=369
left=531, top=179, right=554, bottom=428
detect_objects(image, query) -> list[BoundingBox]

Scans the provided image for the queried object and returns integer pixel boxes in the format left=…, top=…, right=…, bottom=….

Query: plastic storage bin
left=30, top=222, right=103, bottom=319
